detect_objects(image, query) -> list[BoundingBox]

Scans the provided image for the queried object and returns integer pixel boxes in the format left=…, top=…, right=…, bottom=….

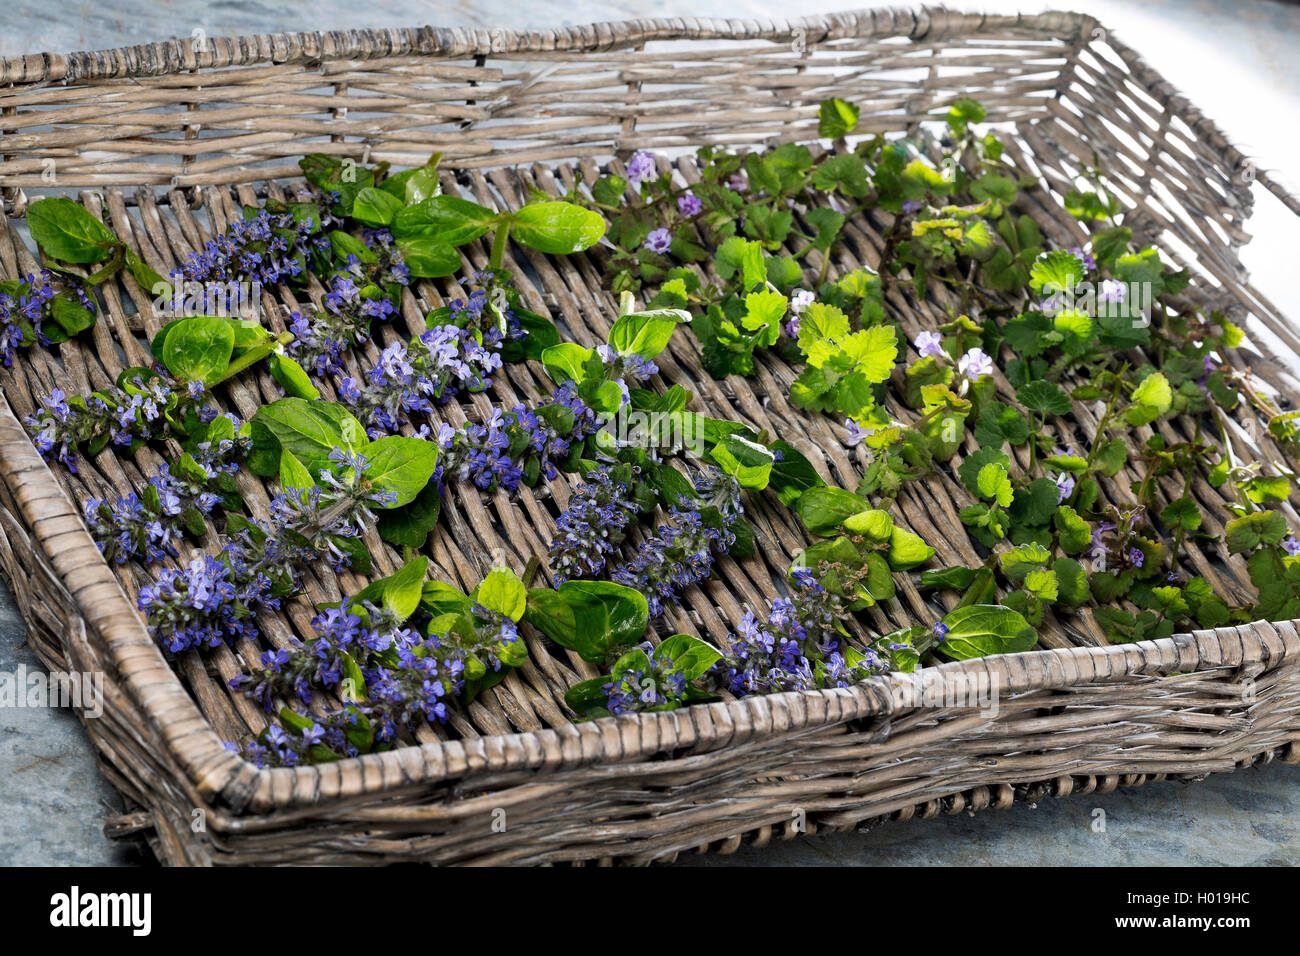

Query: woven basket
left=2, top=7, right=1299, bottom=866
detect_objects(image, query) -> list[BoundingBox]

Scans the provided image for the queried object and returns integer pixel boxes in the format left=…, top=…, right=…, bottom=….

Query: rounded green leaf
left=350, top=186, right=405, bottom=227
left=396, top=238, right=462, bottom=278
left=392, top=195, right=498, bottom=244
left=160, top=316, right=236, bottom=385
left=27, top=197, right=120, bottom=263
left=939, top=604, right=1038, bottom=660
left=510, top=201, right=606, bottom=254
left=476, top=567, right=527, bottom=622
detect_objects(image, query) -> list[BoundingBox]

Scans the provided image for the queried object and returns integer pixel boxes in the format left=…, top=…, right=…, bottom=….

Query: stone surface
left=0, top=0, right=1297, bottom=866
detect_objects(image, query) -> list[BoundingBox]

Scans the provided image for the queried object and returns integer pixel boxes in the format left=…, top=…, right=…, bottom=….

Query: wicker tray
left=2, top=8, right=1299, bottom=866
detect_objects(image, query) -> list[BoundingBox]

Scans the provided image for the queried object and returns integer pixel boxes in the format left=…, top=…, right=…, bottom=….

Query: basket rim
left=1, top=6, right=1297, bottom=821
left=0, top=8, right=1084, bottom=84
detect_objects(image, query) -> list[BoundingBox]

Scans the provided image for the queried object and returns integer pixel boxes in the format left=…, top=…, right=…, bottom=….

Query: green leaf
left=510, top=202, right=606, bottom=254
left=946, top=97, right=986, bottom=133
left=920, top=566, right=979, bottom=590
left=537, top=581, right=650, bottom=663
left=49, top=295, right=95, bottom=337
left=656, top=634, right=722, bottom=681
left=999, top=541, right=1051, bottom=583
left=1029, top=249, right=1084, bottom=295
left=974, top=401, right=1029, bottom=448
left=350, top=186, right=405, bottom=227
left=1125, top=372, right=1172, bottom=426
left=794, top=486, right=871, bottom=537
left=269, top=353, right=321, bottom=400
left=1160, top=497, right=1202, bottom=533
left=160, top=316, right=236, bottom=385
left=358, top=555, right=429, bottom=622
left=1016, top=380, right=1073, bottom=417
left=1010, top=477, right=1059, bottom=526
left=970, top=173, right=1017, bottom=205
left=608, top=308, right=687, bottom=359
left=768, top=441, right=825, bottom=506
left=958, top=446, right=1010, bottom=494
left=278, top=449, right=315, bottom=492
left=392, top=195, right=498, bottom=244
left=977, top=462, right=1014, bottom=507
left=475, top=567, right=527, bottom=622
left=362, top=435, right=439, bottom=508
left=1055, top=505, right=1092, bottom=555
left=708, top=434, right=775, bottom=489
left=887, top=525, right=935, bottom=570
left=249, top=398, right=367, bottom=478
left=843, top=509, right=894, bottom=543
left=818, top=97, right=860, bottom=138
left=27, top=197, right=120, bottom=263
left=1023, top=568, right=1059, bottom=602
left=939, top=604, right=1037, bottom=659
left=540, top=343, right=593, bottom=385
left=1094, top=437, right=1128, bottom=477
left=1053, top=557, right=1089, bottom=606
left=396, top=238, right=462, bottom=278
left=377, top=481, right=442, bottom=547
left=1224, top=511, right=1288, bottom=553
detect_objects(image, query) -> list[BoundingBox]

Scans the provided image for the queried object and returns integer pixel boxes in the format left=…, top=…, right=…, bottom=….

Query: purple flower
left=914, top=329, right=945, bottom=359
left=901, top=200, right=923, bottom=214
left=548, top=465, right=641, bottom=583
left=725, top=569, right=880, bottom=695
left=644, top=228, right=672, bottom=254
left=1283, top=536, right=1300, bottom=557
left=1054, top=472, right=1076, bottom=504
left=727, top=172, right=747, bottom=192
left=626, top=151, right=656, bottom=189
left=790, top=289, right=815, bottom=315
left=958, top=347, right=994, bottom=380
left=1128, top=547, right=1145, bottom=568
left=1099, top=278, right=1126, bottom=304
left=844, top=418, right=866, bottom=448
left=1067, top=246, right=1097, bottom=272
left=676, top=192, right=703, bottom=217
left=609, top=469, right=741, bottom=618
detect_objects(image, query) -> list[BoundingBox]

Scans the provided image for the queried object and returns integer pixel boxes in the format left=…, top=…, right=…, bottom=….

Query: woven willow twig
left=1, top=8, right=1298, bottom=866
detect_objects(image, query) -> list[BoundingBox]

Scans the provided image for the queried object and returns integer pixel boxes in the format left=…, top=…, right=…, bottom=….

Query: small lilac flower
left=914, top=329, right=944, bottom=359
left=644, top=228, right=672, bottom=255
left=790, top=289, right=815, bottom=315
left=1067, top=246, right=1097, bottom=272
left=844, top=419, right=866, bottom=448
left=626, top=151, right=656, bottom=189
left=1099, top=278, right=1126, bottom=304
left=676, top=192, right=703, bottom=217
left=958, top=347, right=994, bottom=380
left=1054, top=472, right=1076, bottom=504
left=932, top=622, right=949, bottom=643
left=901, top=200, right=923, bottom=214
left=1128, top=547, right=1145, bottom=568
left=1283, top=536, right=1300, bottom=557
left=1197, top=353, right=1220, bottom=388
left=727, top=172, right=747, bottom=192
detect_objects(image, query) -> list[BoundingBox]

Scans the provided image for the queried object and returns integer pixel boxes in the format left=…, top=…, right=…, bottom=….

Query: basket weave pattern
left=1, top=8, right=1298, bottom=865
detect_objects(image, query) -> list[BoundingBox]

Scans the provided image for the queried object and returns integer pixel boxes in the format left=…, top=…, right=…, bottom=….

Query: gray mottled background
left=1, top=0, right=1298, bottom=866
